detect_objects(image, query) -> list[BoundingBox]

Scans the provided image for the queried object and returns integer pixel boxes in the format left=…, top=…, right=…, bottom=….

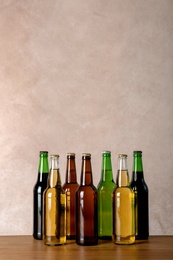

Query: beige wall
left=0, top=0, right=172, bottom=235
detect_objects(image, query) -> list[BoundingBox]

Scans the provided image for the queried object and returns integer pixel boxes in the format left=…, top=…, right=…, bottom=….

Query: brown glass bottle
left=76, top=153, right=98, bottom=246
left=63, top=153, right=79, bottom=239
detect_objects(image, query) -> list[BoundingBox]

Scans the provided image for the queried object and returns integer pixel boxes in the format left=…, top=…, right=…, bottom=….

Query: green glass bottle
left=43, top=154, right=66, bottom=246
left=130, top=151, right=149, bottom=240
left=97, top=151, right=116, bottom=239
left=33, top=151, right=49, bottom=240
left=112, top=154, right=135, bottom=245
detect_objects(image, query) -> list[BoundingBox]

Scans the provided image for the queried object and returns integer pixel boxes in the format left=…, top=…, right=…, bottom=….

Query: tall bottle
left=43, top=154, right=66, bottom=246
left=33, top=151, right=49, bottom=240
left=130, top=151, right=149, bottom=240
left=97, top=151, right=116, bottom=239
left=112, top=154, right=135, bottom=245
left=76, top=153, right=98, bottom=245
left=63, top=153, right=79, bottom=239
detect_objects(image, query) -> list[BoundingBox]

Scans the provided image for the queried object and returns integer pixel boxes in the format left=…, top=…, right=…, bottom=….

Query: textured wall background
left=0, top=0, right=172, bottom=235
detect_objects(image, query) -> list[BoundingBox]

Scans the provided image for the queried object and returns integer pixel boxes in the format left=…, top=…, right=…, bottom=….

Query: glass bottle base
left=98, top=236, right=112, bottom=240
left=76, top=237, right=98, bottom=246
left=43, top=236, right=66, bottom=246
left=113, top=235, right=135, bottom=245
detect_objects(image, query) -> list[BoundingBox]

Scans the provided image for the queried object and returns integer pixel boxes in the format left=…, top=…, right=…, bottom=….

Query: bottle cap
left=102, top=150, right=111, bottom=154
left=50, top=154, right=60, bottom=158
left=82, top=153, right=91, bottom=157
left=118, top=154, right=127, bottom=158
left=133, top=151, right=142, bottom=155
left=40, top=151, right=48, bottom=154
left=67, top=153, right=75, bottom=157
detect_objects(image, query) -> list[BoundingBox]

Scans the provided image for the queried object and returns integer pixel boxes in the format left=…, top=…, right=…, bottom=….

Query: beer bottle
left=63, top=153, right=79, bottom=239
left=33, top=151, right=49, bottom=240
left=43, top=154, right=66, bottom=246
left=76, top=153, right=98, bottom=245
left=97, top=151, right=116, bottom=239
left=112, top=154, right=135, bottom=245
left=130, top=151, right=149, bottom=240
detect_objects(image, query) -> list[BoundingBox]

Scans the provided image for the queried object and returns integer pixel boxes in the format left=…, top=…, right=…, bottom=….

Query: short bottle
left=97, top=151, right=116, bottom=239
left=130, top=151, right=149, bottom=240
left=43, top=154, right=66, bottom=246
left=33, top=151, right=49, bottom=240
left=76, top=153, right=98, bottom=246
left=112, top=154, right=135, bottom=245
left=63, top=153, right=79, bottom=239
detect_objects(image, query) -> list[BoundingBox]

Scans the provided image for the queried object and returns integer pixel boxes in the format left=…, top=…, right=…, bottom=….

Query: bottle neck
left=65, top=155, right=77, bottom=183
left=80, top=154, right=93, bottom=186
left=48, top=155, right=61, bottom=188
left=101, top=152, right=113, bottom=182
left=117, top=154, right=130, bottom=187
left=38, top=152, right=49, bottom=182
left=132, top=151, right=144, bottom=181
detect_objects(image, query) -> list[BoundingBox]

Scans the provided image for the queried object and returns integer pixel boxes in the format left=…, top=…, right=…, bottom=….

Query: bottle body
left=112, top=154, right=135, bottom=245
left=97, top=151, right=116, bottom=239
left=131, top=151, right=149, bottom=240
left=63, top=153, right=79, bottom=239
left=33, top=151, right=49, bottom=240
left=43, top=155, right=66, bottom=246
left=76, top=153, right=98, bottom=245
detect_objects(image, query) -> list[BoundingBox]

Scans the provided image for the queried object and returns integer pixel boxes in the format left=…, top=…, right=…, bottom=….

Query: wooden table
left=0, top=236, right=172, bottom=259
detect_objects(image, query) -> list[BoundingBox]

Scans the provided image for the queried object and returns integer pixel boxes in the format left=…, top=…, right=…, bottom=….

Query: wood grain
left=0, top=236, right=172, bottom=259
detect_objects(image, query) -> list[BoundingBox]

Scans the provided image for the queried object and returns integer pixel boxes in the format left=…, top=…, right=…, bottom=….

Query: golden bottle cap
left=50, top=154, right=60, bottom=158
left=67, top=153, right=75, bottom=156
left=82, top=153, right=91, bottom=157
left=118, top=154, right=127, bottom=158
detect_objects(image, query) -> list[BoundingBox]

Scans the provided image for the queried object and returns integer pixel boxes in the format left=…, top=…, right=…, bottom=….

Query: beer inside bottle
left=97, top=151, right=116, bottom=239
left=112, top=154, right=135, bottom=245
left=76, top=153, right=98, bottom=246
left=63, top=153, right=79, bottom=239
left=131, top=151, right=149, bottom=239
left=43, top=154, right=66, bottom=246
left=33, top=151, right=49, bottom=240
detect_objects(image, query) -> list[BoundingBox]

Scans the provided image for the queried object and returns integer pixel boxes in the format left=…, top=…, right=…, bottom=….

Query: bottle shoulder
left=63, top=183, right=79, bottom=192
left=113, top=186, right=134, bottom=195
left=97, top=179, right=115, bottom=185
left=34, top=172, right=49, bottom=185
left=45, top=185, right=65, bottom=194
left=63, top=182, right=79, bottom=188
left=76, top=184, right=97, bottom=193
left=131, top=180, right=148, bottom=191
left=97, top=181, right=116, bottom=191
left=33, top=181, right=48, bottom=191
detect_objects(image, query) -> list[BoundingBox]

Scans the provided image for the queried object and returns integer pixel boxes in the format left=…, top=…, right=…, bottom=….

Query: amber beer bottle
left=43, top=154, right=66, bottom=246
left=33, top=151, right=49, bottom=240
left=76, top=153, right=98, bottom=245
left=112, top=154, right=135, bottom=244
left=130, top=151, right=149, bottom=239
left=97, top=151, right=116, bottom=239
left=63, top=153, right=79, bottom=239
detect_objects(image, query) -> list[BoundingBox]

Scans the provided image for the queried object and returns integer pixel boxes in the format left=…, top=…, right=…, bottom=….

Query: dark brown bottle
left=76, top=153, right=98, bottom=246
left=63, top=153, right=79, bottom=239
left=130, top=151, right=149, bottom=240
left=33, top=151, right=49, bottom=240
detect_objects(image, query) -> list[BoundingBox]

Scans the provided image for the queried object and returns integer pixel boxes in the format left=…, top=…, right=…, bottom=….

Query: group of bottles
left=33, top=150, right=149, bottom=246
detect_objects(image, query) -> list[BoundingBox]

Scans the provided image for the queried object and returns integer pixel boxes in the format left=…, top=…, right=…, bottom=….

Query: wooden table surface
left=0, top=236, right=172, bottom=259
